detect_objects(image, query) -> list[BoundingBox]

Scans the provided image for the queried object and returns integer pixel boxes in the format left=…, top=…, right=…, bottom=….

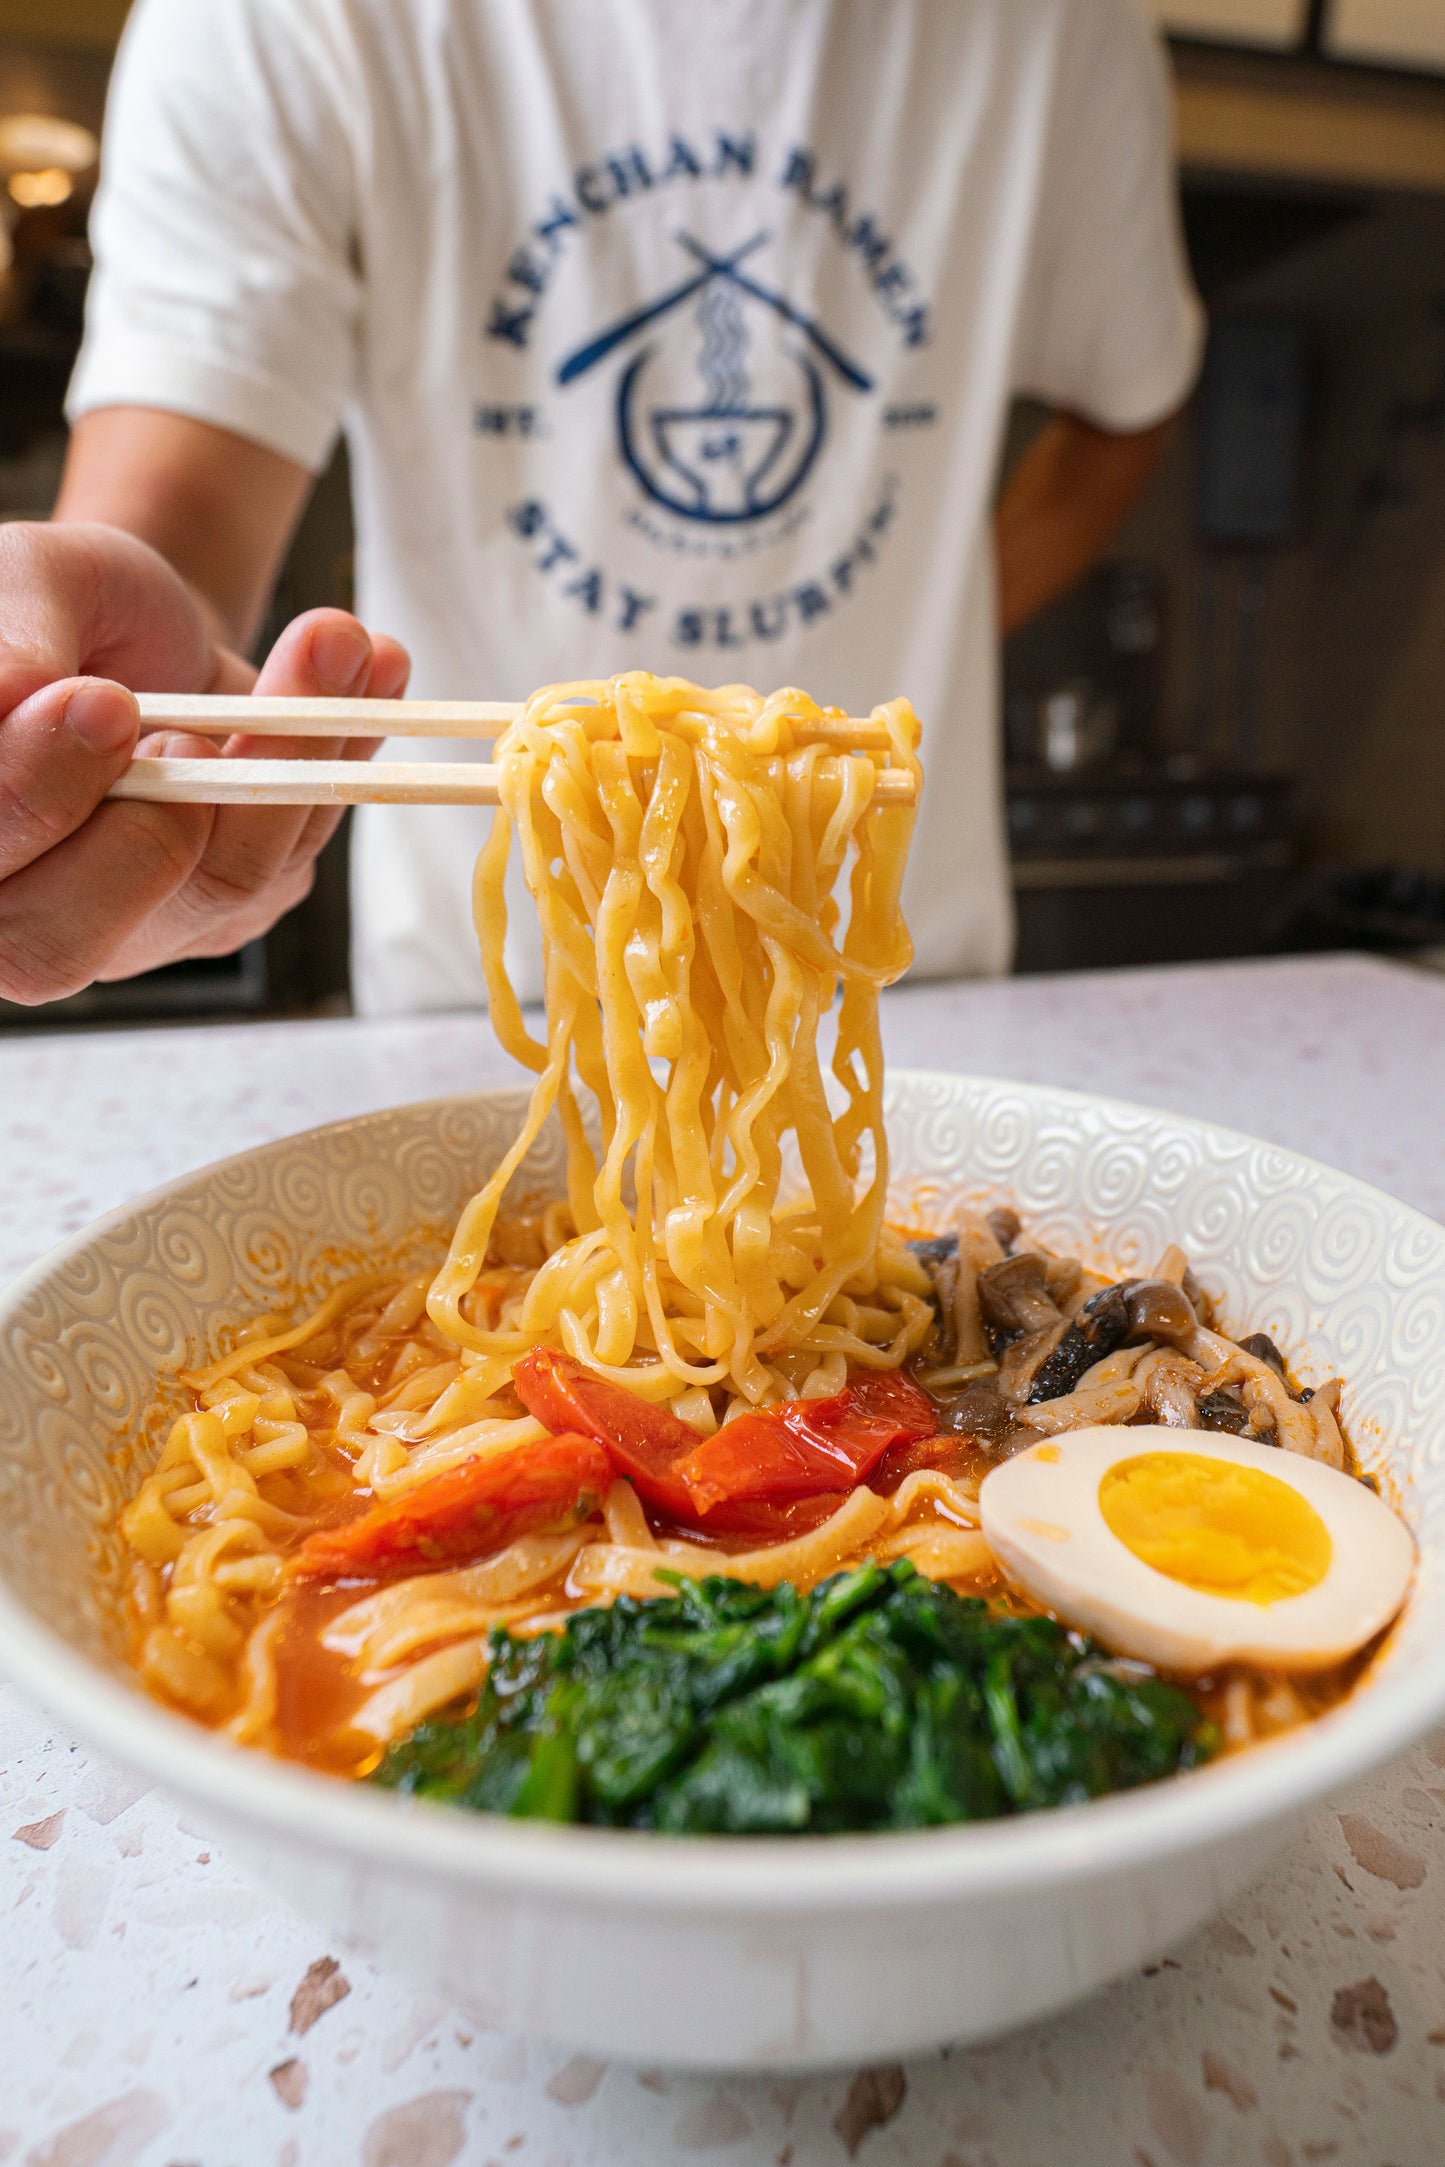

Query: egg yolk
left=1098, top=1452, right=1332, bottom=1605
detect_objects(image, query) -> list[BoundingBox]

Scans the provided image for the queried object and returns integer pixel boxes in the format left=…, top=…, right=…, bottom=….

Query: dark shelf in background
left=1007, top=763, right=1293, bottom=864
left=0, top=941, right=269, bottom=1030
left=1007, top=763, right=1296, bottom=974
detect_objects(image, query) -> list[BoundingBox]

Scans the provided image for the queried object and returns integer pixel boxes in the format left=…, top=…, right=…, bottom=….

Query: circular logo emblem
left=557, top=230, right=872, bottom=529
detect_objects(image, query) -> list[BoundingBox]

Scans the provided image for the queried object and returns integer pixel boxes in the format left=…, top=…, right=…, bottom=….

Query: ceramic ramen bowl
left=2, top=1074, right=1444, bottom=2071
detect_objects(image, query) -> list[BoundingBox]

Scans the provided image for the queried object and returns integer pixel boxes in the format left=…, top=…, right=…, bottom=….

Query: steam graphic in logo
left=557, top=232, right=873, bottom=526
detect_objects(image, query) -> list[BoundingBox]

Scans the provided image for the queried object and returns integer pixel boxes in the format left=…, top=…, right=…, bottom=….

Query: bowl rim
left=3, top=1069, right=1444, bottom=1917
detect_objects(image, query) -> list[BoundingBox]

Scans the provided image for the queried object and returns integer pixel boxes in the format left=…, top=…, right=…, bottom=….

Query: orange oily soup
left=121, top=1216, right=1382, bottom=1794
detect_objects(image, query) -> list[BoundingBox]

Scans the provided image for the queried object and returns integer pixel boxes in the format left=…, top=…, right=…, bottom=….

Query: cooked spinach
left=372, top=1562, right=1215, bottom=1834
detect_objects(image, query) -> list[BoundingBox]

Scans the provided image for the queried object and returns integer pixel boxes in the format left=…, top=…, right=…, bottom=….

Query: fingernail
left=64, top=680, right=137, bottom=757
left=311, top=619, right=371, bottom=695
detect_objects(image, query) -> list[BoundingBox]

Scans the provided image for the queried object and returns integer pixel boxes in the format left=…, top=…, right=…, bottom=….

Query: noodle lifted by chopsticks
left=428, top=673, right=928, bottom=1405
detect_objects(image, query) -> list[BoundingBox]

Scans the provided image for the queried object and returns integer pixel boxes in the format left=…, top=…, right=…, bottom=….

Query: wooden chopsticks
left=110, top=756, right=513, bottom=808
left=104, top=697, right=918, bottom=810
left=128, top=695, right=522, bottom=741
left=127, top=694, right=896, bottom=749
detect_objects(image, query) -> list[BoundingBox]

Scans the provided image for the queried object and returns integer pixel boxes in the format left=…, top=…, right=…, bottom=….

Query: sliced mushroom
left=976, top=1253, right=1064, bottom=1349
left=1006, top=1236, right=1086, bottom=1297
left=1055, top=1265, right=1113, bottom=1322
left=1016, top=1342, right=1148, bottom=1436
left=1155, top=1243, right=1211, bottom=1320
left=1025, top=1281, right=1134, bottom=1403
left=908, top=1243, right=960, bottom=1362
left=1017, top=1373, right=1143, bottom=1436
left=1122, top=1278, right=1198, bottom=1348
left=931, top=1374, right=1018, bottom=1448
left=1181, top=1268, right=1211, bottom=1325
left=1135, top=1346, right=1206, bottom=1429
left=950, top=1214, right=1007, bottom=1366
left=985, top=1206, right=1021, bottom=1253
left=1078, top=1342, right=1152, bottom=1392
left=997, top=1319, right=1070, bottom=1405
left=1026, top=1328, right=1097, bottom=1402
left=1195, top=1386, right=1251, bottom=1436
left=1186, top=1323, right=1235, bottom=1369
left=1083, top=1282, right=1134, bottom=1335
left=1306, top=1378, right=1347, bottom=1472
left=1207, top=1349, right=1323, bottom=1462
left=1238, top=1332, right=1288, bottom=1380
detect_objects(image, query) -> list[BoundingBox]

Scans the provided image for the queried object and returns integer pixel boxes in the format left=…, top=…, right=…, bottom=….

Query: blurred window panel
left=1326, top=1, right=1445, bottom=71
left=1140, top=0, right=1309, bottom=47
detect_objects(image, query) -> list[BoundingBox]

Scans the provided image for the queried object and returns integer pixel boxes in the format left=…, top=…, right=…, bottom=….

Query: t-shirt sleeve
left=67, top=0, right=361, bottom=471
left=1012, top=0, right=1204, bottom=430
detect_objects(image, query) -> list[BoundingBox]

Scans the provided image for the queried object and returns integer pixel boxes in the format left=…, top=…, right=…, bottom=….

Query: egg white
left=977, top=1425, right=1414, bottom=1675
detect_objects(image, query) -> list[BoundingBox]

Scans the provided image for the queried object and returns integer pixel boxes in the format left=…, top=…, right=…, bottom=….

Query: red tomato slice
left=291, top=1431, right=613, bottom=1581
left=514, top=1347, right=938, bottom=1525
left=675, top=1370, right=938, bottom=1514
left=512, top=1346, right=702, bottom=1522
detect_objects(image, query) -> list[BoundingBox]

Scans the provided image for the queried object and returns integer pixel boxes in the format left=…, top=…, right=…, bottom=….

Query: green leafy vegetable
left=371, top=1561, right=1216, bottom=1833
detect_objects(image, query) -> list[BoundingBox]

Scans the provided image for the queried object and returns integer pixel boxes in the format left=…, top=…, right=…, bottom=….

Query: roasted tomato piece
left=512, top=1346, right=701, bottom=1521
left=292, top=1432, right=612, bottom=1580
left=514, top=1347, right=938, bottom=1526
left=675, top=1370, right=938, bottom=1513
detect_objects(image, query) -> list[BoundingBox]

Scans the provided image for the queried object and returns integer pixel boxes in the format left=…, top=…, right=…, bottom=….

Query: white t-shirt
left=70, top=0, right=1202, bottom=1013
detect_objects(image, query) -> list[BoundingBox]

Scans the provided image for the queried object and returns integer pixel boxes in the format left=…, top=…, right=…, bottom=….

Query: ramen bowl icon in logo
left=557, top=231, right=872, bottom=526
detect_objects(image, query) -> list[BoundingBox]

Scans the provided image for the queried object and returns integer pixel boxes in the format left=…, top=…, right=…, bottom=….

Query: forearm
left=54, top=409, right=313, bottom=654
left=994, top=410, right=1176, bottom=639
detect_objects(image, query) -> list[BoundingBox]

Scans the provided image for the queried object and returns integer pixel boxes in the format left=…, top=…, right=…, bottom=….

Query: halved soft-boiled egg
left=978, top=1426, right=1413, bottom=1674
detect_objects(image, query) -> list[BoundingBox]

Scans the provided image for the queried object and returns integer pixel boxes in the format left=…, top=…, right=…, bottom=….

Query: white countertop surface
left=5, top=953, right=1445, bottom=2166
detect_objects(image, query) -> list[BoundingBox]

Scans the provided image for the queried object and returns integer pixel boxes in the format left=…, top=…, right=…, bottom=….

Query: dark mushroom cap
left=976, top=1253, right=1065, bottom=1341
left=1120, top=1279, right=1197, bottom=1348
left=1238, top=1331, right=1288, bottom=1378
left=985, top=1206, right=1021, bottom=1254
left=930, top=1376, right=1018, bottom=1446
left=999, top=1319, right=1070, bottom=1404
left=1196, top=1387, right=1253, bottom=1436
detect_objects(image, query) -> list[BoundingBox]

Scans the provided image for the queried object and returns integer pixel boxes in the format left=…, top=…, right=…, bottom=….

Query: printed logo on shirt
left=555, top=229, right=867, bottom=528
left=477, top=132, right=937, bottom=653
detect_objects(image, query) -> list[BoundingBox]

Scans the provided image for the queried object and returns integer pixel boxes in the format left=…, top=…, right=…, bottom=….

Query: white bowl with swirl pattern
left=2, top=1074, right=1444, bottom=2070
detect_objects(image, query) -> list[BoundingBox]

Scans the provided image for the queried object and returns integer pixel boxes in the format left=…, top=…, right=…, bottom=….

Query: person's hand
left=0, top=520, right=409, bottom=1003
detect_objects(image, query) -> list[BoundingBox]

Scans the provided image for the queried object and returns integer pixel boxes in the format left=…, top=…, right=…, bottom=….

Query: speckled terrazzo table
left=6, top=952, right=1445, bottom=2167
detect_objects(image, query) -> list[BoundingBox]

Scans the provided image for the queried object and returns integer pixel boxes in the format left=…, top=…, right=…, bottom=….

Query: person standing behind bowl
left=0, top=0, right=1201, bottom=1012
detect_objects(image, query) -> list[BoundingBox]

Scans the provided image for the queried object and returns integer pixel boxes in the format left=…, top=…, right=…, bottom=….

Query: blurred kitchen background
left=1, top=0, right=1444, bottom=1023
